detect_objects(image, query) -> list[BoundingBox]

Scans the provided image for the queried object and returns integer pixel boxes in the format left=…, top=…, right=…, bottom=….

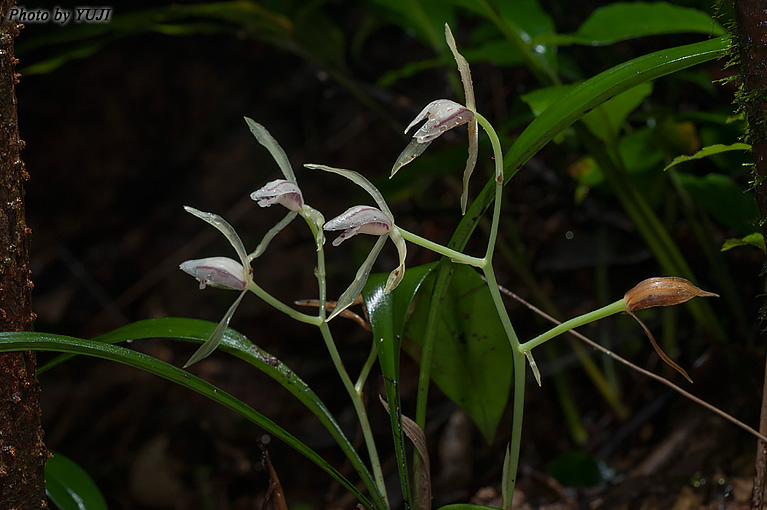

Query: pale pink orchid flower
left=179, top=206, right=252, bottom=368
left=250, top=179, right=304, bottom=212
left=306, top=163, right=407, bottom=321
left=391, top=24, right=479, bottom=215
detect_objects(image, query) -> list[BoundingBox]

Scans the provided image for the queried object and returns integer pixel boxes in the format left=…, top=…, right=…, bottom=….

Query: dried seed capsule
left=624, top=277, right=718, bottom=312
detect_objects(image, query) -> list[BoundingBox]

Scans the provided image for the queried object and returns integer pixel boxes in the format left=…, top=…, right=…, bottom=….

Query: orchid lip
left=251, top=179, right=304, bottom=211
left=405, top=99, right=475, bottom=143
left=324, top=205, right=393, bottom=246
left=180, top=257, right=248, bottom=291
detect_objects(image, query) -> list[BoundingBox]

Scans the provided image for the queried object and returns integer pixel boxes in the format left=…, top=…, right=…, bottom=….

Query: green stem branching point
left=318, top=323, right=389, bottom=509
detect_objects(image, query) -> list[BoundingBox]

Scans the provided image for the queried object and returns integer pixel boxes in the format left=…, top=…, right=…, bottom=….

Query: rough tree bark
left=0, top=1, right=47, bottom=508
left=735, top=1, right=767, bottom=509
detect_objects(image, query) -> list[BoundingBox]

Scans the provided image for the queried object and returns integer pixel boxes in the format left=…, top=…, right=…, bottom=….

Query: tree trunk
left=0, top=2, right=47, bottom=508
left=734, top=1, right=767, bottom=509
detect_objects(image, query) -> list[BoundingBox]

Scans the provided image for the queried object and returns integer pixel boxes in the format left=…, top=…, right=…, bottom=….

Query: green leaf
left=362, top=262, right=437, bottom=506
left=37, top=318, right=384, bottom=509
left=502, top=37, right=729, bottom=179
left=535, top=2, right=724, bottom=47
left=368, top=0, right=456, bottom=50
left=46, top=451, right=107, bottom=510
left=5, top=330, right=375, bottom=509
left=523, top=82, right=654, bottom=143
left=721, top=232, right=766, bottom=252
left=404, top=265, right=512, bottom=442
left=497, top=0, right=558, bottom=73
left=675, top=172, right=759, bottom=234
left=582, top=82, right=654, bottom=143
left=663, top=142, right=752, bottom=171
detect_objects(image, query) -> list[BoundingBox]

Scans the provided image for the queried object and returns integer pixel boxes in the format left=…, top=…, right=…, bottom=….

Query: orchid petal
left=385, top=227, right=407, bottom=293
left=445, top=25, right=479, bottom=215
left=251, top=179, right=304, bottom=211
left=184, top=206, right=250, bottom=269
left=244, top=118, right=297, bottom=184
left=460, top=118, right=479, bottom=215
left=304, top=164, right=393, bottom=219
left=183, top=288, right=248, bottom=368
left=328, top=235, right=388, bottom=321
left=391, top=138, right=432, bottom=178
left=248, top=211, right=298, bottom=261
left=180, top=257, right=248, bottom=291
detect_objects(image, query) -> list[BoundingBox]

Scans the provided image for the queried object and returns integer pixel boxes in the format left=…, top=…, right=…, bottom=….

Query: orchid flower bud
left=324, top=205, right=393, bottom=247
left=179, top=257, right=248, bottom=291
left=251, top=179, right=304, bottom=212
left=624, top=277, right=718, bottom=312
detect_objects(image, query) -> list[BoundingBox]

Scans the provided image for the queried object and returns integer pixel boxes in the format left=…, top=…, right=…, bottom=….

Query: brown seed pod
left=623, top=277, right=718, bottom=384
left=623, top=277, right=718, bottom=312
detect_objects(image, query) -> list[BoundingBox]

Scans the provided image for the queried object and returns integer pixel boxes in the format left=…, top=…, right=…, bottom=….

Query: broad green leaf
left=404, top=265, right=512, bottom=442
left=462, top=39, right=524, bottom=67
left=675, top=173, right=759, bottom=234
left=362, top=263, right=436, bottom=506
left=497, top=0, right=558, bottom=73
left=535, top=2, right=724, bottom=47
left=30, top=322, right=382, bottom=509
left=46, top=451, right=107, bottom=510
left=368, top=0, right=455, bottom=50
left=522, top=82, right=654, bottom=143
left=664, top=142, right=752, bottom=171
left=500, top=37, right=729, bottom=182
left=722, top=232, right=766, bottom=252
left=582, top=82, right=654, bottom=143
left=568, top=128, right=666, bottom=189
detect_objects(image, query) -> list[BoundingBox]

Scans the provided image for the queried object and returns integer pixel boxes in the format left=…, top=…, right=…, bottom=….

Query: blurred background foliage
left=17, top=0, right=764, bottom=508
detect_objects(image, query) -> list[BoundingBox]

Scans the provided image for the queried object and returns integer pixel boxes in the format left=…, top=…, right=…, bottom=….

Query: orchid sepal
left=244, top=117, right=297, bottom=183
left=327, top=235, right=388, bottom=322
left=384, top=227, right=407, bottom=293
left=183, top=288, right=248, bottom=368
left=183, top=206, right=250, bottom=269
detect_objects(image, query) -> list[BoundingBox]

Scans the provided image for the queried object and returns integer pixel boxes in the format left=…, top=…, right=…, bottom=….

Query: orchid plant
left=171, top=24, right=728, bottom=510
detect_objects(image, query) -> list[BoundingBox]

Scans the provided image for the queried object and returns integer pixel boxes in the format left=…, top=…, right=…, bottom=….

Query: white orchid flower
left=305, top=164, right=407, bottom=321
left=180, top=206, right=252, bottom=368
left=391, top=24, right=479, bottom=215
